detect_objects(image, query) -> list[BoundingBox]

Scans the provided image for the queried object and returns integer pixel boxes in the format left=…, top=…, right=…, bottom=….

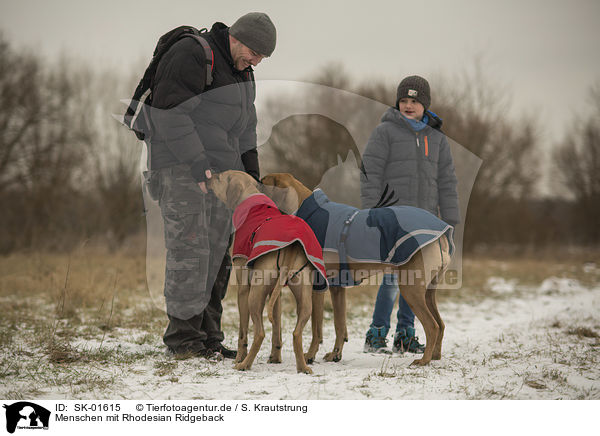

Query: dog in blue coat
left=261, top=173, right=453, bottom=366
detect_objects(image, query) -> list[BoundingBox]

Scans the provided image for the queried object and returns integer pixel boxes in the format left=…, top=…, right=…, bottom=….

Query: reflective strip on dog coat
left=232, top=194, right=328, bottom=290
left=295, top=189, right=455, bottom=286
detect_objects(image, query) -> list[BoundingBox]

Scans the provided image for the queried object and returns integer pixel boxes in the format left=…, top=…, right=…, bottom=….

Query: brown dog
left=208, top=170, right=323, bottom=374
left=261, top=173, right=452, bottom=366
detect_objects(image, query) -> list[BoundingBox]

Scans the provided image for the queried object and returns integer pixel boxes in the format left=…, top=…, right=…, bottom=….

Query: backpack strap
left=186, top=33, right=214, bottom=87
left=124, top=27, right=215, bottom=140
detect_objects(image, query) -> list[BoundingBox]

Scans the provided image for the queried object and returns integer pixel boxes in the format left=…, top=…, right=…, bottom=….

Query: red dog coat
left=232, top=194, right=328, bottom=290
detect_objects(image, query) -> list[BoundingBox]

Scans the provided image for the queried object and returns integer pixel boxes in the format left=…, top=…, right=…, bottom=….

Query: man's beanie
left=230, top=12, right=277, bottom=57
left=396, top=75, right=431, bottom=110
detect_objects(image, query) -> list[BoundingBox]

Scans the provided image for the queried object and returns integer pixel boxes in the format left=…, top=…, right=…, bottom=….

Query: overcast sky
left=1, top=0, right=599, bottom=144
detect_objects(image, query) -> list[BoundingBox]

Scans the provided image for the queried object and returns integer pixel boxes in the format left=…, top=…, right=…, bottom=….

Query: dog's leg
left=288, top=269, right=313, bottom=374
left=305, top=291, right=324, bottom=364
left=324, top=286, right=346, bottom=362
left=421, top=241, right=448, bottom=361
left=425, top=285, right=444, bottom=360
left=236, top=281, right=250, bottom=363
left=268, top=293, right=283, bottom=364
left=400, top=283, right=439, bottom=366
left=231, top=261, right=250, bottom=364
left=234, top=281, right=270, bottom=371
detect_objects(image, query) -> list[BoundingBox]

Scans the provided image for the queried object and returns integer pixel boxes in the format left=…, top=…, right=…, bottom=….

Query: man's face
left=229, top=36, right=266, bottom=71
left=398, top=98, right=425, bottom=120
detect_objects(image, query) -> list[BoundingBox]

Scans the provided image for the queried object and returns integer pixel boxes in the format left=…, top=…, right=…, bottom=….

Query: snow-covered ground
left=4, top=274, right=597, bottom=401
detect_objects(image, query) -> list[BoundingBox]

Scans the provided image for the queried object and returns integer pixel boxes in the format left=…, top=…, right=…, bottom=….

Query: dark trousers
left=163, top=252, right=231, bottom=353
left=157, top=164, right=232, bottom=353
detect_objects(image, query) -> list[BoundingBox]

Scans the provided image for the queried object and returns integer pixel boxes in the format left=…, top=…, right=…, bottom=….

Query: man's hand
left=198, top=169, right=212, bottom=194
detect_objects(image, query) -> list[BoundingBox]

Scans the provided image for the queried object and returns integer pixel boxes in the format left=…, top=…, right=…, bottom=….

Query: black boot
left=206, top=341, right=237, bottom=359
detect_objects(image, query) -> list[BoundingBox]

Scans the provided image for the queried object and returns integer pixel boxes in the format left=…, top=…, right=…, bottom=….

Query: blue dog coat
left=295, top=189, right=455, bottom=287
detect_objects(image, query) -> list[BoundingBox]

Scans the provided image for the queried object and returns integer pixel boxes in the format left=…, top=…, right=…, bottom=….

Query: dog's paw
left=297, top=366, right=313, bottom=375
left=268, top=354, right=282, bottom=364
left=323, top=352, right=342, bottom=362
left=234, top=362, right=251, bottom=371
left=410, top=358, right=430, bottom=366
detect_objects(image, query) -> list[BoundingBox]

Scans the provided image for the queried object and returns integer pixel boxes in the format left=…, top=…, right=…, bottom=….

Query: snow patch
left=538, top=277, right=585, bottom=294
left=485, top=276, right=517, bottom=293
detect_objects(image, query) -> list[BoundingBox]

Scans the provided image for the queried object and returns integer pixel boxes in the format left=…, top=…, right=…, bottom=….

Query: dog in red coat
left=208, top=170, right=327, bottom=374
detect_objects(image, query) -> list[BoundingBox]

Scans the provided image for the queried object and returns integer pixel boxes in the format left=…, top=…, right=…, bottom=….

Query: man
left=148, top=12, right=276, bottom=359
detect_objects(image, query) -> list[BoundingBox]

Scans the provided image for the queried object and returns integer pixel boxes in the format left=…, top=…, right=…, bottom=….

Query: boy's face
left=398, top=98, right=425, bottom=120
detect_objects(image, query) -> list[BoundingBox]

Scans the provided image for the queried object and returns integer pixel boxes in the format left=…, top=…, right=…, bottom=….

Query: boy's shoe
left=363, top=326, right=392, bottom=354
left=393, top=327, right=425, bottom=354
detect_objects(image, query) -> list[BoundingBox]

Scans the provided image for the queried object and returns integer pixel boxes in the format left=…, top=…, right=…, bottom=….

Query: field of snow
left=2, top=254, right=599, bottom=434
left=2, top=270, right=598, bottom=401
left=115, top=276, right=599, bottom=400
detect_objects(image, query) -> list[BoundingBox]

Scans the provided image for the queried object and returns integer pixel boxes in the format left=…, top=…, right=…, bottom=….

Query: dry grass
left=2, top=246, right=598, bottom=341
left=567, top=327, right=600, bottom=339
left=0, top=246, right=598, bottom=399
left=3, top=246, right=597, bottom=323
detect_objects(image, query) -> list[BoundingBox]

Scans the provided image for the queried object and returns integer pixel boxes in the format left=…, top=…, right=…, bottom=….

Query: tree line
left=0, top=35, right=598, bottom=254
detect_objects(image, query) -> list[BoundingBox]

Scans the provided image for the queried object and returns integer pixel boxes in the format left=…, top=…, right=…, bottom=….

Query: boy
left=360, top=75, right=459, bottom=354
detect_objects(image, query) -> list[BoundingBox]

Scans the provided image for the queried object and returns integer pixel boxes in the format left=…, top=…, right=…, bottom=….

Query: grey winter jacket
left=360, top=107, right=459, bottom=226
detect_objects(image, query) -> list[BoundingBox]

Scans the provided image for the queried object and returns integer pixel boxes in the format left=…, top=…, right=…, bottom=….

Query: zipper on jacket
left=416, top=132, right=422, bottom=209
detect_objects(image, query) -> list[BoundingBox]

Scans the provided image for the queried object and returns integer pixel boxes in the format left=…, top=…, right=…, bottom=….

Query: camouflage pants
left=156, top=164, right=232, bottom=351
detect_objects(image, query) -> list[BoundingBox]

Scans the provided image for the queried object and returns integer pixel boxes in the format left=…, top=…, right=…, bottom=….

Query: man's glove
left=190, top=158, right=212, bottom=183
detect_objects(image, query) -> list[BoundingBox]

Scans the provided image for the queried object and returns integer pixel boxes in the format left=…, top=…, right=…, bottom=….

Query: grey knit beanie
left=229, top=12, right=277, bottom=57
left=396, top=75, right=431, bottom=110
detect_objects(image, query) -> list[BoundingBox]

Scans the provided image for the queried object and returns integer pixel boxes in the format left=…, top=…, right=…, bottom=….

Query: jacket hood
left=210, top=22, right=234, bottom=66
left=381, top=107, right=443, bottom=132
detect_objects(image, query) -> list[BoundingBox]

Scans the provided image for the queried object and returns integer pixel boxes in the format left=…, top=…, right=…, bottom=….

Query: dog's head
left=260, top=173, right=311, bottom=214
left=207, top=170, right=260, bottom=209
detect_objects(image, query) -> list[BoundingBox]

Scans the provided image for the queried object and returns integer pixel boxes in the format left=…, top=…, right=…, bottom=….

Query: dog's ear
left=262, top=173, right=294, bottom=188
left=279, top=173, right=293, bottom=187
left=279, top=173, right=300, bottom=190
left=225, top=177, right=245, bottom=209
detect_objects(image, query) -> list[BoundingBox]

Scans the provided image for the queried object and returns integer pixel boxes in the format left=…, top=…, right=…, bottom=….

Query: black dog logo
left=3, top=402, right=50, bottom=434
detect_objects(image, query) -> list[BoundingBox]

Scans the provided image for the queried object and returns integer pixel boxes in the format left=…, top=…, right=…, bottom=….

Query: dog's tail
left=267, top=267, right=287, bottom=325
left=439, top=234, right=452, bottom=272
left=267, top=244, right=307, bottom=324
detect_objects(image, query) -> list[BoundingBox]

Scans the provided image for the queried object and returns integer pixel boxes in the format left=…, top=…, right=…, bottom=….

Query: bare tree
left=0, top=35, right=94, bottom=251
left=86, top=67, right=144, bottom=247
left=429, top=66, right=540, bottom=248
left=259, top=65, right=363, bottom=188
left=553, top=83, right=600, bottom=243
left=260, top=114, right=360, bottom=189
left=0, top=36, right=43, bottom=193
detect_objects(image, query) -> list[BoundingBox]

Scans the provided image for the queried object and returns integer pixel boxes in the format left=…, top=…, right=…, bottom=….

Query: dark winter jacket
left=148, top=22, right=259, bottom=181
left=360, top=107, right=459, bottom=226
